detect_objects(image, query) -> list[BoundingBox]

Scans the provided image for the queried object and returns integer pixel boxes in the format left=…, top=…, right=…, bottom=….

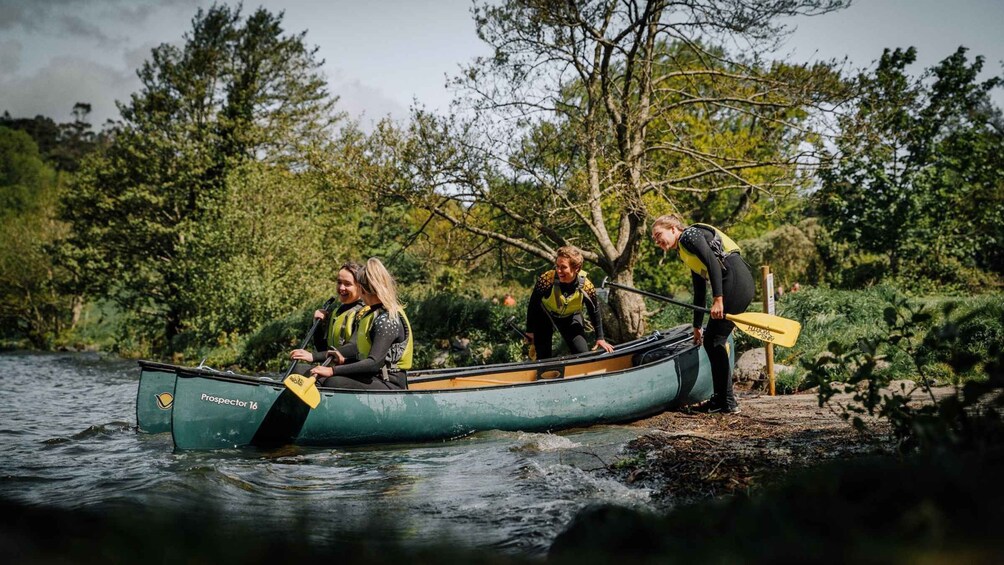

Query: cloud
left=0, top=40, right=21, bottom=74
left=55, top=14, right=118, bottom=46
left=0, top=56, right=139, bottom=126
left=329, top=78, right=410, bottom=132
left=0, top=0, right=195, bottom=41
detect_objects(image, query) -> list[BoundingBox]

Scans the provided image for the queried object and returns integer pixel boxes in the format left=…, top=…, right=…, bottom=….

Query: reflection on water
left=0, top=352, right=653, bottom=557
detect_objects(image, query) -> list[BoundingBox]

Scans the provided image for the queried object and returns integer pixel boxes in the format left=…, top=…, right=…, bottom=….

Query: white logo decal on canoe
left=200, top=393, right=258, bottom=411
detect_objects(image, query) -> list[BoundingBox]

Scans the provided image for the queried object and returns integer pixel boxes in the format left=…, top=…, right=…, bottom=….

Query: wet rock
left=735, top=347, right=792, bottom=390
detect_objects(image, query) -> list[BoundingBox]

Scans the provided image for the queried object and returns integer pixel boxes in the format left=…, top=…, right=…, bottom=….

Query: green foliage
left=59, top=5, right=344, bottom=354
left=0, top=104, right=104, bottom=172
left=406, top=291, right=531, bottom=367
left=739, top=219, right=824, bottom=288
left=816, top=46, right=1004, bottom=289
left=770, top=287, right=1004, bottom=392
left=375, top=1, right=850, bottom=339
left=236, top=306, right=316, bottom=372
left=0, top=127, right=75, bottom=348
left=804, top=293, right=1004, bottom=452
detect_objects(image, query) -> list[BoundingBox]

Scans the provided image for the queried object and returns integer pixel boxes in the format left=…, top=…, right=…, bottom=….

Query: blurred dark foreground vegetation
left=4, top=451, right=1002, bottom=564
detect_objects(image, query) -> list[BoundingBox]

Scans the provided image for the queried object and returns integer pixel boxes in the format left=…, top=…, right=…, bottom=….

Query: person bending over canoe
left=288, top=261, right=367, bottom=374
left=306, top=257, right=414, bottom=390
left=651, top=215, right=754, bottom=414
left=526, top=245, right=614, bottom=360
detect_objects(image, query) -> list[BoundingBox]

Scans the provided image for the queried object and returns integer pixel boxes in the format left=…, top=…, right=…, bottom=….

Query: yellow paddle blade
left=726, top=311, right=802, bottom=348
left=283, top=373, right=320, bottom=409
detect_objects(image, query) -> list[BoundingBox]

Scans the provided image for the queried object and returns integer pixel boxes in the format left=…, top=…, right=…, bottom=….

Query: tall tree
left=61, top=5, right=342, bottom=351
left=0, top=127, right=70, bottom=347
left=816, top=46, right=1004, bottom=289
left=368, top=0, right=847, bottom=338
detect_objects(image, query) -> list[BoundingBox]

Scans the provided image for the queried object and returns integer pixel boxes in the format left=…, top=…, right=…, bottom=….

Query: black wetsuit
left=318, top=304, right=410, bottom=390
left=526, top=272, right=605, bottom=360
left=680, top=225, right=755, bottom=411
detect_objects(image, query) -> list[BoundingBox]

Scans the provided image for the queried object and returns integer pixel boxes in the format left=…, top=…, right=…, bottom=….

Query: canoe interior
left=405, top=354, right=636, bottom=390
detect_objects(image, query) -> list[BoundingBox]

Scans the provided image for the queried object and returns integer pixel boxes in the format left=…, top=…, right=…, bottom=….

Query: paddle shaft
left=602, top=279, right=713, bottom=314
left=504, top=315, right=530, bottom=341
left=602, top=278, right=797, bottom=339
left=282, top=297, right=337, bottom=380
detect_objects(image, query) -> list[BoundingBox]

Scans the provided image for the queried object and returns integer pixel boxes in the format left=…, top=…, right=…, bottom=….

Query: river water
left=0, top=351, right=656, bottom=558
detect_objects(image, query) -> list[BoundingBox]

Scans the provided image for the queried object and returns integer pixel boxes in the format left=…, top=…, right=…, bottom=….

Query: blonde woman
left=651, top=214, right=754, bottom=413
left=525, top=245, right=614, bottom=360
left=308, top=257, right=414, bottom=390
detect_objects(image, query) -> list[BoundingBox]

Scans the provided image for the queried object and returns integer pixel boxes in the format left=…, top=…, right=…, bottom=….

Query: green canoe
left=136, top=360, right=244, bottom=433
left=136, top=360, right=179, bottom=433
left=168, top=326, right=726, bottom=450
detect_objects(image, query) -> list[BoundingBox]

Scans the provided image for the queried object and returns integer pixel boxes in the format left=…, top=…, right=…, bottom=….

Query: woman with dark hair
left=289, top=262, right=366, bottom=371
left=525, top=245, right=614, bottom=360
left=651, top=214, right=754, bottom=413
left=306, top=257, right=414, bottom=390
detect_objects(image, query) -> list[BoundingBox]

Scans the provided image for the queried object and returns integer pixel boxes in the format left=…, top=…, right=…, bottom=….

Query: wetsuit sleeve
left=680, top=228, right=722, bottom=328
left=334, top=340, right=360, bottom=361
left=581, top=280, right=604, bottom=340
left=526, top=272, right=551, bottom=332
left=332, top=313, right=402, bottom=377
left=691, top=270, right=707, bottom=328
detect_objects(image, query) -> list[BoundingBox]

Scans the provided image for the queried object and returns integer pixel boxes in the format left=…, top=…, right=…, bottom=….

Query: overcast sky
left=1, top=0, right=1002, bottom=129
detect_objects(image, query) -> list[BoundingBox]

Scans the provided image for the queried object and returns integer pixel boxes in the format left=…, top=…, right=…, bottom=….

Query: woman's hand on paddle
left=313, top=309, right=328, bottom=320
left=710, top=296, right=724, bottom=319
left=692, top=327, right=704, bottom=345
left=525, top=332, right=534, bottom=345
left=290, top=349, right=313, bottom=362
left=595, top=339, right=614, bottom=353
left=310, top=365, right=334, bottom=378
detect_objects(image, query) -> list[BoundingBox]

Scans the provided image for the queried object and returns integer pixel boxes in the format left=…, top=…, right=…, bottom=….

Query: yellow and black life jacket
left=540, top=270, right=589, bottom=318
left=355, top=307, right=414, bottom=370
left=677, top=223, right=741, bottom=279
left=325, top=302, right=364, bottom=347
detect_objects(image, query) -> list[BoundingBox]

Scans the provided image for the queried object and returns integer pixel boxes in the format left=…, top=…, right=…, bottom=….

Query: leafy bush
left=236, top=307, right=316, bottom=372
left=804, top=294, right=1004, bottom=452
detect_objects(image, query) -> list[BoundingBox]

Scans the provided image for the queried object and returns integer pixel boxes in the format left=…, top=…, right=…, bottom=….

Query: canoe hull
left=170, top=328, right=724, bottom=450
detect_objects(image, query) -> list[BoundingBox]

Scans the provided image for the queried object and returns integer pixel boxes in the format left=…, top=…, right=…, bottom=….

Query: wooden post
left=761, top=265, right=776, bottom=396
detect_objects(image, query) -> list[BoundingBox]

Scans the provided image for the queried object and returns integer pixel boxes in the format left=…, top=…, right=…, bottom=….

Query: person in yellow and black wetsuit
left=289, top=261, right=367, bottom=373
left=651, top=215, right=754, bottom=414
left=307, top=257, right=413, bottom=390
left=526, top=246, right=614, bottom=360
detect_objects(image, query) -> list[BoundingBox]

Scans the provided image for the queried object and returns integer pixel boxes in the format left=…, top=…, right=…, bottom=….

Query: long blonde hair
left=358, top=257, right=402, bottom=317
